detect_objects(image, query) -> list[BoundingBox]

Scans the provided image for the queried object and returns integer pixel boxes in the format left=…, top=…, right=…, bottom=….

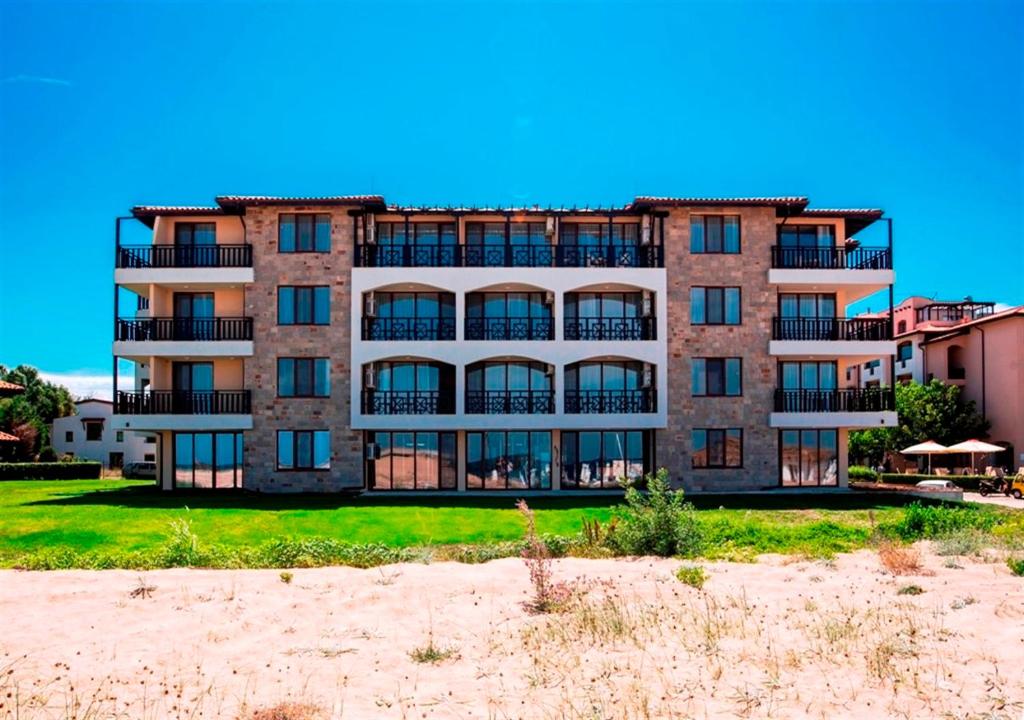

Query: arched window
left=947, top=345, right=966, bottom=380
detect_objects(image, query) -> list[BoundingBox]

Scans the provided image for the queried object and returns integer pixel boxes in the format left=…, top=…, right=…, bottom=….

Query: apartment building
left=854, top=298, right=1024, bottom=470
left=52, top=399, right=155, bottom=469
left=112, top=195, right=897, bottom=493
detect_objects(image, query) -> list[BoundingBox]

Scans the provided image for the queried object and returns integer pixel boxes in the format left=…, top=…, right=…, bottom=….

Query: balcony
left=355, top=243, right=460, bottom=268
left=770, top=246, right=891, bottom=270
left=555, top=244, right=663, bottom=268
left=464, top=244, right=554, bottom=267
left=362, top=317, right=456, bottom=341
left=361, top=390, right=455, bottom=415
left=465, top=389, right=555, bottom=414
left=116, top=390, right=252, bottom=415
left=565, top=316, right=656, bottom=341
left=465, top=316, right=554, bottom=341
left=565, top=388, right=656, bottom=414
left=773, top=388, right=894, bottom=413
left=116, top=245, right=253, bottom=268
left=116, top=317, right=253, bottom=342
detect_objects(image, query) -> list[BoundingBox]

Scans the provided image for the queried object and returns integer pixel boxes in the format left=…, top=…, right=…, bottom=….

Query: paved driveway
left=964, top=493, right=1024, bottom=510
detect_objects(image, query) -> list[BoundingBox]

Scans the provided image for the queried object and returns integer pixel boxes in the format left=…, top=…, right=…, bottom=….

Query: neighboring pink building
left=855, top=298, right=1023, bottom=470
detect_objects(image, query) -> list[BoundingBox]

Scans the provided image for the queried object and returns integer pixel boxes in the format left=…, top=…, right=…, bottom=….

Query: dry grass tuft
left=878, top=542, right=929, bottom=576
left=244, top=702, right=324, bottom=720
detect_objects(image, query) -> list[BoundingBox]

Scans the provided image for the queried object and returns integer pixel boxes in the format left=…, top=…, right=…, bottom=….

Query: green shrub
left=897, top=584, right=924, bottom=595
left=606, top=469, right=704, bottom=557
left=1007, top=558, right=1024, bottom=577
left=675, top=564, right=706, bottom=589
left=878, top=473, right=987, bottom=492
left=36, top=447, right=58, bottom=462
left=0, top=461, right=102, bottom=480
left=279, top=571, right=293, bottom=584
left=934, top=529, right=987, bottom=556
left=848, top=465, right=878, bottom=481
left=888, top=502, right=997, bottom=540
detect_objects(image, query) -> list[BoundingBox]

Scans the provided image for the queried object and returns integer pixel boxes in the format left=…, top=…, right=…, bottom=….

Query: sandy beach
left=2, top=546, right=1022, bottom=719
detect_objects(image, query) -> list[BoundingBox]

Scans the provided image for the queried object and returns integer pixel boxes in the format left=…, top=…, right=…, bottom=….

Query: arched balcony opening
left=361, top=358, right=455, bottom=415
left=947, top=345, right=966, bottom=380
left=564, top=288, right=655, bottom=341
left=564, top=359, right=655, bottom=414
left=465, top=291, right=554, bottom=341
left=362, top=289, right=455, bottom=341
left=466, top=359, right=554, bottom=414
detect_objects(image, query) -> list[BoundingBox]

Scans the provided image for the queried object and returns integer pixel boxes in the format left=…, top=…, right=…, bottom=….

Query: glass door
left=174, top=293, right=215, bottom=340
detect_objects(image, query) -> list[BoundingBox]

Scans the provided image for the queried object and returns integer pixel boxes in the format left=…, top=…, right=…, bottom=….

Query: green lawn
left=0, top=479, right=926, bottom=567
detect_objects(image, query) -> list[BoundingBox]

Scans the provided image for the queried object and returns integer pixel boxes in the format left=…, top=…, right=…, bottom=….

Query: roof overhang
left=131, top=206, right=232, bottom=228
left=215, top=195, right=387, bottom=212
left=629, top=196, right=809, bottom=216
left=798, top=208, right=885, bottom=236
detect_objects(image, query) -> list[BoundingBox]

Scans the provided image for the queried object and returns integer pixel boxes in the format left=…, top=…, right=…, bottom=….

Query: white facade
left=52, top=399, right=156, bottom=468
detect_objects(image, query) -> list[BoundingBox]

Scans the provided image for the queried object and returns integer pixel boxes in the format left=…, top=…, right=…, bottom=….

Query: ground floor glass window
left=174, top=432, right=244, bottom=489
left=779, top=429, right=837, bottom=486
left=466, top=431, right=551, bottom=490
left=367, top=431, right=456, bottom=490
left=561, top=430, right=651, bottom=489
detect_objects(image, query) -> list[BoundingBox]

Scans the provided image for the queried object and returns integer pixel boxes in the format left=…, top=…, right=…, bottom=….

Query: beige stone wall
left=659, top=206, right=779, bottom=491
left=242, top=205, right=363, bottom=492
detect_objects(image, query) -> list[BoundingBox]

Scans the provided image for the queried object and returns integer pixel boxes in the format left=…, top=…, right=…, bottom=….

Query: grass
left=675, top=564, right=707, bottom=588
left=0, top=479, right=1013, bottom=569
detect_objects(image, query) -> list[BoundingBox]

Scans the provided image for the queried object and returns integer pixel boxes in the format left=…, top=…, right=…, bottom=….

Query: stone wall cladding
left=243, top=206, right=363, bottom=492
left=660, top=206, right=778, bottom=491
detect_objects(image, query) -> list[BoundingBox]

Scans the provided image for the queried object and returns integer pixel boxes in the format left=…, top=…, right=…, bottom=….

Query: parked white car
left=916, top=479, right=960, bottom=490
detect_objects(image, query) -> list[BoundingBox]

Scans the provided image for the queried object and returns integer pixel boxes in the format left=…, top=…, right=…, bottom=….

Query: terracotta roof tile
left=0, top=380, right=24, bottom=392
left=215, top=195, right=385, bottom=208
left=630, top=196, right=808, bottom=210
left=0, top=430, right=19, bottom=442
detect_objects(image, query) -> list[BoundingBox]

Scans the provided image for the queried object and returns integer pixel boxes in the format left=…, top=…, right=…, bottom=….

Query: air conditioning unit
left=640, top=215, right=652, bottom=246
left=365, top=215, right=377, bottom=244
left=363, top=364, right=376, bottom=390
left=641, top=363, right=653, bottom=388
left=545, top=217, right=555, bottom=238
left=544, top=291, right=555, bottom=305
left=641, top=291, right=653, bottom=317
left=364, top=443, right=379, bottom=461
left=365, top=291, right=377, bottom=317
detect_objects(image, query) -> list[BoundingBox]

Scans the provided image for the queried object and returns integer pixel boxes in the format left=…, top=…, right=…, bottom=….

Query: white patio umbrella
left=900, top=440, right=950, bottom=474
left=946, top=439, right=1005, bottom=474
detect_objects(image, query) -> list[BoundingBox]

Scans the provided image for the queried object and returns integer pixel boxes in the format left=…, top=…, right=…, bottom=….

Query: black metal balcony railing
left=116, top=245, right=253, bottom=269
left=564, top=316, right=656, bottom=341
left=770, top=246, right=891, bottom=270
left=116, top=317, right=253, bottom=342
left=465, top=389, right=555, bottom=414
left=355, top=243, right=461, bottom=268
left=361, top=390, right=455, bottom=415
left=771, top=317, right=891, bottom=342
left=464, top=316, right=554, bottom=341
left=464, top=244, right=555, bottom=267
left=773, top=388, right=895, bottom=413
left=362, top=317, right=456, bottom=341
left=556, top=244, right=663, bottom=268
left=564, top=388, right=656, bottom=414
left=115, top=390, right=252, bottom=415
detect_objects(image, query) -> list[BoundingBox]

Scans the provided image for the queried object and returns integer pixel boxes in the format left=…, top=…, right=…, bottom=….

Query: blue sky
left=1, top=0, right=1022, bottom=396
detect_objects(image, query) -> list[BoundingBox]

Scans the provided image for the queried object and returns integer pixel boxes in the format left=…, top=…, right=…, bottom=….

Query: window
left=778, top=293, right=836, bottom=319
left=691, top=287, right=740, bottom=325
left=174, top=432, right=243, bottom=489
left=85, top=421, right=103, bottom=441
left=278, top=358, right=330, bottom=397
left=116, top=431, right=124, bottom=443
left=561, top=430, right=651, bottom=489
left=278, top=286, right=330, bottom=325
left=144, top=436, right=156, bottom=444
left=144, top=453, right=156, bottom=462
left=367, top=431, right=457, bottom=490
left=691, top=358, right=742, bottom=396
left=279, top=214, right=330, bottom=253
left=690, top=215, right=740, bottom=253
left=466, top=431, right=552, bottom=490
left=564, top=360, right=654, bottom=413
left=174, top=222, right=216, bottom=245
left=277, top=430, right=330, bottom=470
left=864, top=359, right=881, bottom=370
left=564, top=292, right=654, bottom=340
left=465, top=292, right=553, bottom=340
left=364, top=292, right=456, bottom=341
left=897, top=320, right=907, bottom=334
left=779, top=361, right=837, bottom=390
left=65, top=430, right=73, bottom=443
left=692, top=429, right=743, bottom=468
left=777, top=224, right=835, bottom=248
left=559, top=223, right=639, bottom=246
left=377, top=222, right=457, bottom=245
left=897, top=342, right=913, bottom=363
left=780, top=429, right=838, bottom=486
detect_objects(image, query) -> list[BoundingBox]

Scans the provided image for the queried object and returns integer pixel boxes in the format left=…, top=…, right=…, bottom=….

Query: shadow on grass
left=23, top=483, right=929, bottom=512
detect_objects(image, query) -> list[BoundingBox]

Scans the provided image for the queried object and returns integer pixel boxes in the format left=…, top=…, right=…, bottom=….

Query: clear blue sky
left=1, top=0, right=1022, bottom=393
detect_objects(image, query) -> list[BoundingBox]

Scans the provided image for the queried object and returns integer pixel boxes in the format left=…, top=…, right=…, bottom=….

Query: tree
left=849, top=380, right=990, bottom=466
left=0, top=365, right=76, bottom=460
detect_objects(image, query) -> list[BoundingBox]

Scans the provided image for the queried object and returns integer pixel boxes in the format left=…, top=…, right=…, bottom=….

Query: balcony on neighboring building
left=564, top=388, right=656, bottom=414
left=112, top=389, right=253, bottom=432
left=769, top=245, right=891, bottom=270
left=465, top=389, right=555, bottom=414
left=361, top=390, right=455, bottom=415
left=360, top=360, right=456, bottom=415
left=362, top=316, right=456, bottom=341
left=555, top=243, right=662, bottom=268
left=361, top=291, right=456, bottom=341
left=116, top=317, right=253, bottom=342
left=564, top=291, right=656, bottom=341
left=771, top=317, right=891, bottom=341
left=464, top=243, right=555, bottom=268
left=116, top=244, right=253, bottom=269
left=465, top=292, right=554, bottom=341
left=773, top=388, right=894, bottom=413
left=355, top=242, right=461, bottom=268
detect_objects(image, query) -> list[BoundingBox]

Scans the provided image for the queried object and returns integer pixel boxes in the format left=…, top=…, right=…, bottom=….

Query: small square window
left=65, top=431, right=73, bottom=443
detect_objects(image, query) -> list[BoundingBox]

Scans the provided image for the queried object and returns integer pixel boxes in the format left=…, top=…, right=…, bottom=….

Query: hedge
left=848, top=465, right=879, bottom=481
left=878, top=473, right=989, bottom=492
left=0, top=462, right=102, bottom=481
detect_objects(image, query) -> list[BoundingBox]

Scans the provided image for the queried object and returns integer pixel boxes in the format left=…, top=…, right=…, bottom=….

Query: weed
left=878, top=541, right=925, bottom=576
left=896, top=584, right=924, bottom=596
left=889, top=502, right=997, bottom=540
left=675, top=564, right=706, bottom=589
left=517, top=500, right=573, bottom=613
left=607, top=469, right=704, bottom=557
left=409, top=638, right=457, bottom=664
left=1007, top=557, right=1024, bottom=576
left=279, top=571, right=293, bottom=584
left=951, top=596, right=978, bottom=610
left=244, top=702, right=323, bottom=720
left=934, top=529, right=987, bottom=556
left=128, top=575, right=155, bottom=599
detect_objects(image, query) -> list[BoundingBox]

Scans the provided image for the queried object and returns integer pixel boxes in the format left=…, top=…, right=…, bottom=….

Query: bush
left=675, top=564, right=706, bottom=589
left=0, top=461, right=102, bottom=480
left=878, top=473, right=988, bottom=492
left=848, top=465, right=878, bottom=481
left=888, top=502, right=998, bottom=540
left=933, top=529, right=987, bottom=556
left=1007, top=558, right=1024, bottom=577
left=36, top=446, right=58, bottom=462
left=606, top=468, right=704, bottom=558
left=897, top=584, right=924, bottom=595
